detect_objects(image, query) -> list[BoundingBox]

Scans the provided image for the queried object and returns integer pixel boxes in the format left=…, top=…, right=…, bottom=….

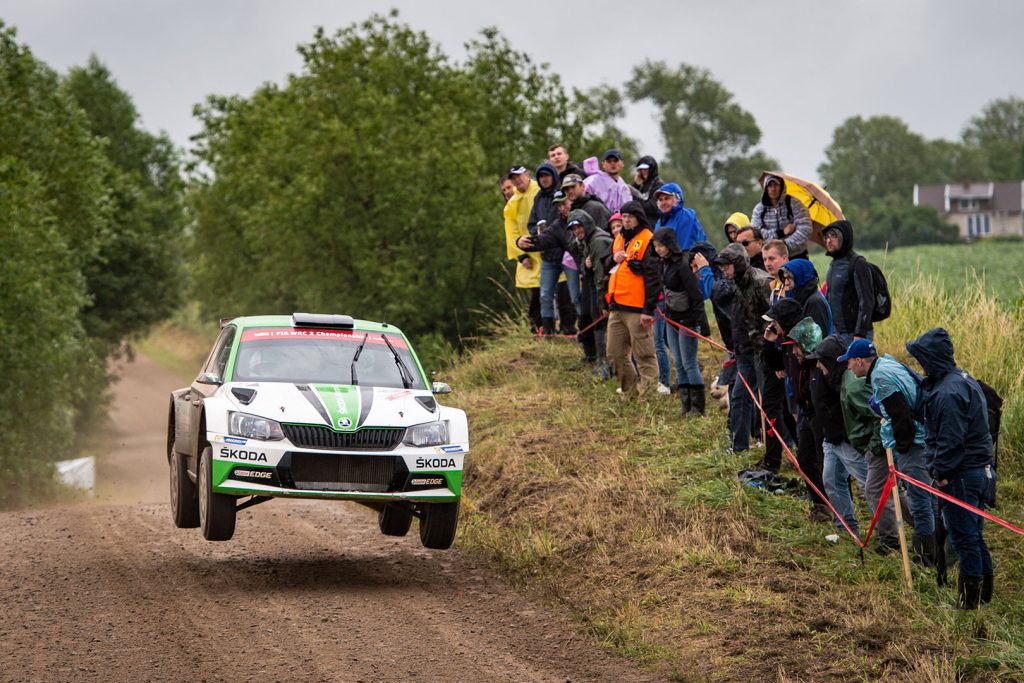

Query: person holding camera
left=652, top=227, right=707, bottom=415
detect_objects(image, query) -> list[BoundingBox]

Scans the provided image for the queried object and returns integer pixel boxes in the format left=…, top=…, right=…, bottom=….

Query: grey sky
left=2, top=1, right=1022, bottom=184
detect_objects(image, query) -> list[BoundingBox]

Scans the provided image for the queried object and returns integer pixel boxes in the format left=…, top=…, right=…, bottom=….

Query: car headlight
left=403, top=421, right=448, bottom=447
left=229, top=411, right=284, bottom=440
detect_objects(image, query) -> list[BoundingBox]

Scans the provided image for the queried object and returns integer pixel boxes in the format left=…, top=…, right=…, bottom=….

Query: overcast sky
left=2, top=1, right=1022, bottom=183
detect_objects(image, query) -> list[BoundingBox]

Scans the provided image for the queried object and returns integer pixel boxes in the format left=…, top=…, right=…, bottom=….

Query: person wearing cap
left=784, top=317, right=831, bottom=522
left=839, top=342, right=903, bottom=555
left=807, top=334, right=872, bottom=538
left=906, top=328, right=995, bottom=609
left=503, top=165, right=543, bottom=331
left=822, top=220, right=876, bottom=345
left=562, top=173, right=611, bottom=231
left=653, top=182, right=706, bottom=251
left=734, top=225, right=765, bottom=271
left=604, top=200, right=661, bottom=397
left=583, top=149, right=634, bottom=214
left=712, top=242, right=771, bottom=454
left=518, top=187, right=578, bottom=336
left=631, top=155, right=665, bottom=225
left=651, top=227, right=706, bottom=415
left=567, top=210, right=614, bottom=378
left=751, top=175, right=812, bottom=260
left=845, top=339, right=937, bottom=567
left=547, top=143, right=584, bottom=182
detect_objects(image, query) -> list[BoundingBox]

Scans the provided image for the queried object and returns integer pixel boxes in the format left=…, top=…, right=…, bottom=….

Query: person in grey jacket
left=751, top=175, right=812, bottom=260
left=822, top=220, right=875, bottom=344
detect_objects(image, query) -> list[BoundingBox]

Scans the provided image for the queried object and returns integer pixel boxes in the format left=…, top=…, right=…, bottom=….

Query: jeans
left=665, top=322, right=703, bottom=386
left=728, top=353, right=762, bottom=451
left=939, top=467, right=993, bottom=579
left=716, top=353, right=737, bottom=387
left=822, top=441, right=869, bottom=535
left=653, top=303, right=670, bottom=386
left=540, top=259, right=580, bottom=319
left=894, top=444, right=935, bottom=536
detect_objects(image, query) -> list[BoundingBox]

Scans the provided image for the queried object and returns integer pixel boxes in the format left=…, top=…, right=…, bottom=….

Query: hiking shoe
left=809, top=506, right=833, bottom=524
left=657, top=383, right=672, bottom=395
left=874, top=540, right=899, bottom=556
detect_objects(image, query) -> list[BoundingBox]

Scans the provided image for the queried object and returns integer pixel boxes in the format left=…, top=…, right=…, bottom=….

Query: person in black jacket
left=568, top=211, right=614, bottom=378
left=652, top=227, right=706, bottom=415
left=907, top=328, right=995, bottom=609
left=822, top=220, right=874, bottom=344
left=630, top=155, right=665, bottom=226
left=527, top=164, right=577, bottom=336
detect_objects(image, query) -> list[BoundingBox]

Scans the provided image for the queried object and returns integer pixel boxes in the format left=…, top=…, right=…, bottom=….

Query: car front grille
left=282, top=424, right=404, bottom=451
left=287, top=453, right=405, bottom=492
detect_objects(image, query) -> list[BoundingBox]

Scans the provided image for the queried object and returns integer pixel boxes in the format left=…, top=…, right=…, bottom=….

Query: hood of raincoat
left=535, top=161, right=559, bottom=196
left=809, top=334, right=848, bottom=387
left=714, top=242, right=749, bottom=278
left=787, top=316, right=823, bottom=356
left=760, top=174, right=787, bottom=207
left=619, top=199, right=651, bottom=236
left=652, top=227, right=683, bottom=256
left=764, top=298, right=804, bottom=334
left=655, top=182, right=685, bottom=217
left=781, top=258, right=818, bottom=291
left=823, top=219, right=854, bottom=258
left=567, top=208, right=597, bottom=239
left=724, top=211, right=751, bottom=242
left=906, top=328, right=958, bottom=380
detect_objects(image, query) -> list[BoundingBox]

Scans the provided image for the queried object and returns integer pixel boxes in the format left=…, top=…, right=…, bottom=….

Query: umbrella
left=758, top=170, right=844, bottom=247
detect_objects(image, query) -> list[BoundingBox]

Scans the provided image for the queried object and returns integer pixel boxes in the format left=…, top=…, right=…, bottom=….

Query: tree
left=962, top=97, right=1024, bottom=181
left=65, top=56, right=185, bottom=346
left=818, top=115, right=930, bottom=212
left=626, top=60, right=776, bottom=231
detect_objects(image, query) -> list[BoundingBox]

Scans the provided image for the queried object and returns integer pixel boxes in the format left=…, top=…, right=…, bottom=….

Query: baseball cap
left=837, top=339, right=877, bottom=362
left=560, top=173, right=584, bottom=188
left=552, top=190, right=569, bottom=204
left=567, top=218, right=583, bottom=228
left=507, top=165, right=528, bottom=178
left=764, top=175, right=781, bottom=187
left=603, top=149, right=622, bottom=161
left=635, top=162, right=650, bottom=170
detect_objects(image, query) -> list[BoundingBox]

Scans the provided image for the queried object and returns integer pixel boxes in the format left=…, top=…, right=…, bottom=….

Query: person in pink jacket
left=583, top=149, right=633, bottom=214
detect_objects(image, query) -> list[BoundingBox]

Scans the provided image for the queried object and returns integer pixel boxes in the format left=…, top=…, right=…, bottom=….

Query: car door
left=174, top=325, right=237, bottom=456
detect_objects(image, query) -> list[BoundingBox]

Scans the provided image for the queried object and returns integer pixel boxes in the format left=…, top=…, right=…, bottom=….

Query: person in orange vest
left=605, top=200, right=662, bottom=397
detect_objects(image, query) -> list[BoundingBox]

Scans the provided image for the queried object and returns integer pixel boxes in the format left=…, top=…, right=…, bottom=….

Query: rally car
left=166, top=313, right=468, bottom=549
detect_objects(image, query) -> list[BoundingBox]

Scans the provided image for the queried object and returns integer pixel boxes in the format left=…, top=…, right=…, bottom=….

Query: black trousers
left=577, top=275, right=606, bottom=360
left=760, top=361, right=792, bottom=471
left=556, top=281, right=577, bottom=332
left=526, top=287, right=541, bottom=332
left=797, top=414, right=827, bottom=507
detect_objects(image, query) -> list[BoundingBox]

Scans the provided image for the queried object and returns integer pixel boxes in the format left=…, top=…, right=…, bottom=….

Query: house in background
left=913, top=181, right=1024, bottom=239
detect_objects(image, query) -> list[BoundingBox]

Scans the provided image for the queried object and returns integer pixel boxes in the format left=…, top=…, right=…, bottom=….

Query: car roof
left=225, top=315, right=405, bottom=336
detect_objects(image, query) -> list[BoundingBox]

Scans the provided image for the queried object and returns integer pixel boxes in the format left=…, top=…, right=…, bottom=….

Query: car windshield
left=231, top=328, right=425, bottom=389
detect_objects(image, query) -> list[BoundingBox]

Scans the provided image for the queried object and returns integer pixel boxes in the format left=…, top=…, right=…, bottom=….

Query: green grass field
left=808, top=240, right=1024, bottom=308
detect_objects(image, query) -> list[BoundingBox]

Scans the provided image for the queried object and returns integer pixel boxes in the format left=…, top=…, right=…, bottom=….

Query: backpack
left=856, top=255, right=891, bottom=322
left=976, top=379, right=1003, bottom=461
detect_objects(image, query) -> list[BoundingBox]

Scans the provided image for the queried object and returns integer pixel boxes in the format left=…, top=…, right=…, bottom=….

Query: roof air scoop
left=292, top=312, right=355, bottom=329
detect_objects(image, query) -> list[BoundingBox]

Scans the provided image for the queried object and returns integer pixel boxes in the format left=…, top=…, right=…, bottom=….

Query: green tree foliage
left=847, top=194, right=959, bottom=250
left=65, top=56, right=184, bottom=346
left=190, top=14, right=629, bottom=363
left=962, top=96, right=1024, bottom=181
left=626, top=60, right=776, bottom=230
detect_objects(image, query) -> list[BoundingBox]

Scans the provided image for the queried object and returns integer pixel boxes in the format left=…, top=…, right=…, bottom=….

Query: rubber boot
left=678, top=385, right=691, bottom=416
left=541, top=317, right=556, bottom=338
left=689, top=384, right=705, bottom=416
left=911, top=533, right=936, bottom=568
left=981, top=573, right=994, bottom=604
left=957, top=575, right=982, bottom=610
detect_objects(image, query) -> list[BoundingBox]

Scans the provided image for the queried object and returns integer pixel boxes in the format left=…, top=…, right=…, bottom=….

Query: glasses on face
left=739, top=239, right=758, bottom=247
left=782, top=273, right=794, bottom=283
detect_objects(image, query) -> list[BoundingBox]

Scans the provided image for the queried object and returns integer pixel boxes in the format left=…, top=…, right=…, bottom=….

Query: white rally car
left=166, top=313, right=468, bottom=549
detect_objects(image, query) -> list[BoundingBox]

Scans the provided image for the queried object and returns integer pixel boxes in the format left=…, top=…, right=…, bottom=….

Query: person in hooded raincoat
left=503, top=165, right=542, bottom=331
left=631, top=155, right=666, bottom=226
left=907, top=328, right=995, bottom=610
left=651, top=227, right=706, bottom=415
left=751, top=174, right=812, bottom=260
left=784, top=317, right=831, bottom=522
left=822, top=220, right=875, bottom=344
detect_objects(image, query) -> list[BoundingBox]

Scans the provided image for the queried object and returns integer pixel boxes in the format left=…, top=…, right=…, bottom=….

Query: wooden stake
left=886, top=447, right=914, bottom=592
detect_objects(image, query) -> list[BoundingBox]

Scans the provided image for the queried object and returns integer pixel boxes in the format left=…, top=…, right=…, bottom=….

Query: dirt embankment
left=0, top=354, right=659, bottom=683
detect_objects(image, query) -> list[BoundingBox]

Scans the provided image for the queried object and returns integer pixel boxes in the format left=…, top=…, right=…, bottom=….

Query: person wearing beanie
left=604, top=200, right=662, bottom=397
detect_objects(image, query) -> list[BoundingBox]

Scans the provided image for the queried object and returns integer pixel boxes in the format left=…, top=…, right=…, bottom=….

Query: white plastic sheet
left=55, top=456, right=95, bottom=494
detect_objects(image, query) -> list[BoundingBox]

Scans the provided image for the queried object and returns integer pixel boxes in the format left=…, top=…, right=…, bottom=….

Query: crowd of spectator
left=502, top=147, right=1001, bottom=610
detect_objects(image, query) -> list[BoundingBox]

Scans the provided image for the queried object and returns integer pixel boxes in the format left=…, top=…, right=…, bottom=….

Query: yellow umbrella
left=758, top=171, right=844, bottom=247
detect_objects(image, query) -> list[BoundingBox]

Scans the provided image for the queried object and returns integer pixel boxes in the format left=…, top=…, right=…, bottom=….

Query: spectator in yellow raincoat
left=504, top=165, right=542, bottom=331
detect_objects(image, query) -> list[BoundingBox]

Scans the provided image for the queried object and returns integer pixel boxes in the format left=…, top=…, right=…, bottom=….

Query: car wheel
left=419, top=501, right=459, bottom=550
left=378, top=504, right=412, bottom=537
left=169, top=434, right=199, bottom=528
left=199, top=445, right=236, bottom=541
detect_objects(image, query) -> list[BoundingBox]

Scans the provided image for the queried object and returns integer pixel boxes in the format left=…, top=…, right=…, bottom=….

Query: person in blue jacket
left=653, top=182, right=706, bottom=250
left=907, top=328, right=994, bottom=610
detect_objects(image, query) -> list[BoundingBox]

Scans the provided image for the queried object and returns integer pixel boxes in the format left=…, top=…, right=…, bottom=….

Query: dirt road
left=0, top=355, right=658, bottom=683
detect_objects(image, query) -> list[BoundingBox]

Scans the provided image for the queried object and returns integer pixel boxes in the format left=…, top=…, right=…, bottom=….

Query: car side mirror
left=196, top=372, right=223, bottom=385
left=431, top=381, right=452, bottom=395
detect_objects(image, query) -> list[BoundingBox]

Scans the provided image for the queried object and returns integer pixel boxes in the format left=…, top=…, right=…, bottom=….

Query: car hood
left=223, top=382, right=439, bottom=431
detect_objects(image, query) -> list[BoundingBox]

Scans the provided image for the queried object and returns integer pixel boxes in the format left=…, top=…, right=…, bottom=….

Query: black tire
left=169, top=435, right=200, bottom=528
left=419, top=501, right=460, bottom=550
left=199, top=446, right=236, bottom=541
left=378, top=504, right=412, bottom=537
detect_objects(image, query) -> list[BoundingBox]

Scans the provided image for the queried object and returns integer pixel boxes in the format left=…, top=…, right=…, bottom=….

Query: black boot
left=678, top=385, right=690, bottom=416
left=982, top=573, right=994, bottom=604
left=689, top=384, right=705, bottom=415
left=911, top=533, right=936, bottom=568
left=957, top=575, right=982, bottom=610
left=541, top=317, right=556, bottom=337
